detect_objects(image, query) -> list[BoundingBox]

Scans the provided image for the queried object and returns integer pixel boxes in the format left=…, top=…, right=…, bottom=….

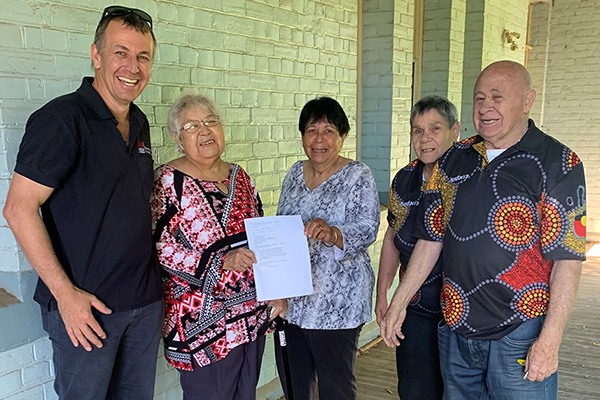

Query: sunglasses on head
left=101, top=6, right=153, bottom=29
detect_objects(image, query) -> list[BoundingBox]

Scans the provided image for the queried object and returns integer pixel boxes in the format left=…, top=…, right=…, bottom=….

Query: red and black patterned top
left=151, top=163, right=269, bottom=370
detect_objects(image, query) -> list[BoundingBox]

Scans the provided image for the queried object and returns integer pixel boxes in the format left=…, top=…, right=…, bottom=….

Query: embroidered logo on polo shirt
left=138, top=140, right=152, bottom=155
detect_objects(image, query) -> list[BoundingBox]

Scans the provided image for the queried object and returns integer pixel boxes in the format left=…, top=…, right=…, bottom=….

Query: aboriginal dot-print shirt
left=151, top=163, right=269, bottom=370
left=415, top=120, right=586, bottom=340
left=388, top=159, right=443, bottom=319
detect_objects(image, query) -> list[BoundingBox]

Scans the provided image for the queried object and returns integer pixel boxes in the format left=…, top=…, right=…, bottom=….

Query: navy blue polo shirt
left=15, top=77, right=162, bottom=312
left=388, top=159, right=443, bottom=319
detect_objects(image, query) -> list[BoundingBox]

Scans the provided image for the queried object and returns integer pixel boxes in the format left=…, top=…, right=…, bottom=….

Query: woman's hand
left=305, top=218, right=340, bottom=247
left=375, top=293, right=389, bottom=326
left=222, top=248, right=257, bottom=272
left=267, top=298, right=288, bottom=321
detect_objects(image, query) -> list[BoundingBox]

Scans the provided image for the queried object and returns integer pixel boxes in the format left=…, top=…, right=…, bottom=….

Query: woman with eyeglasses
left=150, top=92, right=286, bottom=400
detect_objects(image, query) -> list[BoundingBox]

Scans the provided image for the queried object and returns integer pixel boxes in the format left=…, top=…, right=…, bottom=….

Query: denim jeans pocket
left=42, top=310, right=63, bottom=340
left=500, top=316, right=544, bottom=347
left=490, top=317, right=557, bottom=399
left=437, top=319, right=448, bottom=331
left=41, top=310, right=50, bottom=333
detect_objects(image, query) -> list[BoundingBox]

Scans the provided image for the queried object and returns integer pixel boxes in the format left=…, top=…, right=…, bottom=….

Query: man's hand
left=380, top=303, right=407, bottom=347
left=522, top=259, right=582, bottom=381
left=523, top=336, right=560, bottom=381
left=4, top=173, right=112, bottom=352
left=56, top=287, right=112, bottom=352
left=267, top=298, right=288, bottom=322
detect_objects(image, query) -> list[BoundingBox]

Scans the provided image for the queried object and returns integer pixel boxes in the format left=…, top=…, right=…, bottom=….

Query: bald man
left=381, top=61, right=586, bottom=399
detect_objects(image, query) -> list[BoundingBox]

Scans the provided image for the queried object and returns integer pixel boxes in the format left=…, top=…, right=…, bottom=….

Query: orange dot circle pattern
left=441, top=281, right=468, bottom=328
left=515, top=284, right=549, bottom=319
left=425, top=202, right=445, bottom=240
left=409, top=291, right=420, bottom=306
left=494, top=201, right=536, bottom=246
left=540, top=201, right=562, bottom=250
left=562, top=148, right=581, bottom=174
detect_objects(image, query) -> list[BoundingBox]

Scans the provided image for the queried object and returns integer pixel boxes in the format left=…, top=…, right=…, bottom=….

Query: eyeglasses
left=180, top=116, right=221, bottom=134
left=101, top=6, right=153, bottom=29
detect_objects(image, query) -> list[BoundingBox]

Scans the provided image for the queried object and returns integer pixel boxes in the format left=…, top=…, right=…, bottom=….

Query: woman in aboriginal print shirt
left=375, top=95, right=460, bottom=400
left=275, top=97, right=380, bottom=400
left=150, top=92, right=286, bottom=400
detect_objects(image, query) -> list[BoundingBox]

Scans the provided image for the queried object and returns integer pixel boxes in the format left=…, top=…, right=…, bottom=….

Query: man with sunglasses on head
left=4, top=6, right=162, bottom=399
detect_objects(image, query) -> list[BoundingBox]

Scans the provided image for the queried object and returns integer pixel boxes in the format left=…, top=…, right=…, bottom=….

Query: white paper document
left=244, top=215, right=313, bottom=301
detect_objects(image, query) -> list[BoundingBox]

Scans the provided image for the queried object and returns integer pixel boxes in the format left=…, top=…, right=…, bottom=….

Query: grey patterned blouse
left=277, top=160, right=380, bottom=329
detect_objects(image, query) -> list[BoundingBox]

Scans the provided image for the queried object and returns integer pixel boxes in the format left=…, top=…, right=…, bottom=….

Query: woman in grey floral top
left=275, top=97, right=380, bottom=400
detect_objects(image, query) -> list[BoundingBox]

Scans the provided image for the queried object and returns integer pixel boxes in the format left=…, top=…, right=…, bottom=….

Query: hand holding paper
left=244, top=215, right=313, bottom=301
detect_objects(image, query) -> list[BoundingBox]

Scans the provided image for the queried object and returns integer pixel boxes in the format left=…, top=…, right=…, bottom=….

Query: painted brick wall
left=447, top=0, right=467, bottom=108
left=0, top=0, right=360, bottom=215
left=142, top=0, right=360, bottom=216
left=459, top=0, right=528, bottom=139
left=421, top=0, right=466, bottom=110
left=389, top=0, right=415, bottom=175
left=528, top=1, right=552, bottom=126
left=0, top=0, right=360, bottom=398
left=482, top=0, right=528, bottom=65
left=0, top=339, right=56, bottom=400
left=458, top=0, right=482, bottom=139
left=361, top=0, right=396, bottom=195
left=0, top=337, right=185, bottom=400
left=361, top=0, right=414, bottom=201
left=529, top=0, right=600, bottom=235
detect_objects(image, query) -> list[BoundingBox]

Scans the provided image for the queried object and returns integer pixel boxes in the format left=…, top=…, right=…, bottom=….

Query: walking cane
left=274, top=316, right=294, bottom=400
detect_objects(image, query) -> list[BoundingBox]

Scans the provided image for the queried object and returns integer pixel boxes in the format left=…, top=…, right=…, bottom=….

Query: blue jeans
left=438, top=317, right=558, bottom=400
left=42, top=300, right=163, bottom=400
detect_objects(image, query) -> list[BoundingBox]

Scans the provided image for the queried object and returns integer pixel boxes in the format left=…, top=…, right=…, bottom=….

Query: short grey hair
left=167, top=91, right=225, bottom=153
left=410, top=95, right=458, bottom=129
